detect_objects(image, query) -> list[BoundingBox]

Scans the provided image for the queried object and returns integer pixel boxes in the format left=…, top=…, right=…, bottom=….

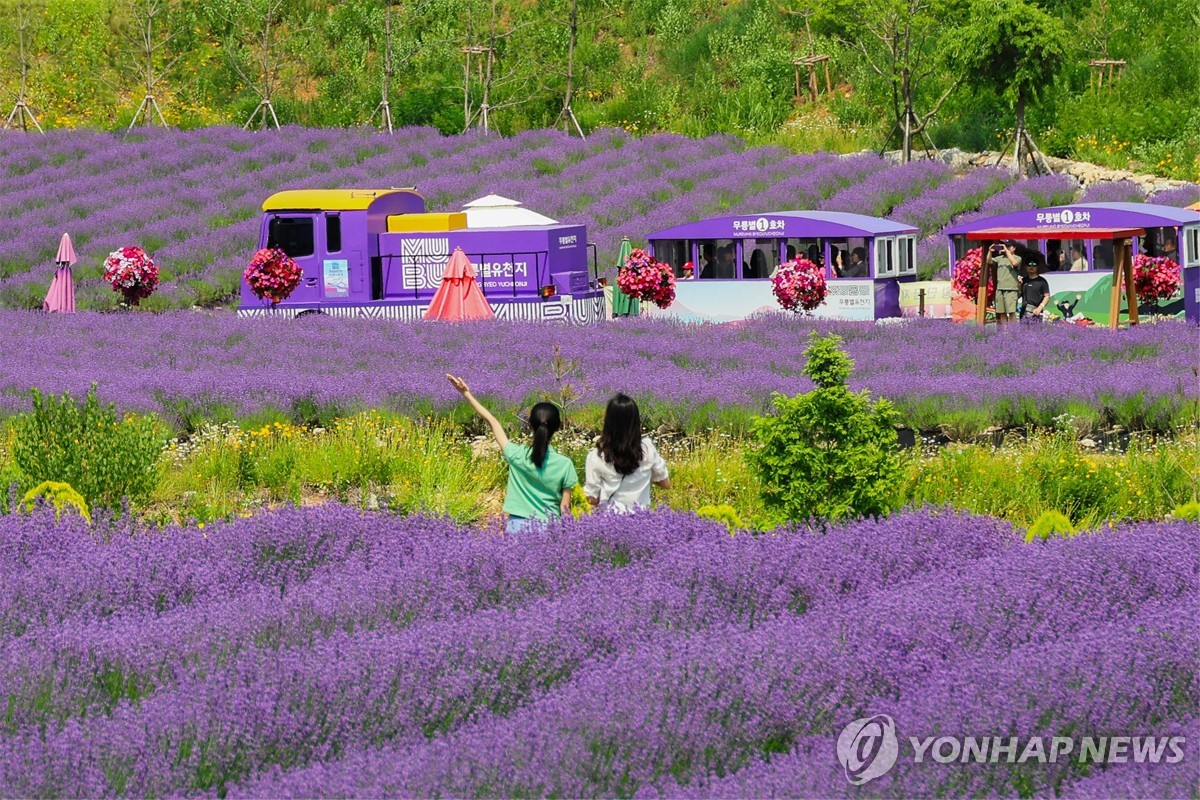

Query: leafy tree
left=748, top=332, right=903, bottom=523
left=948, top=0, right=1068, bottom=172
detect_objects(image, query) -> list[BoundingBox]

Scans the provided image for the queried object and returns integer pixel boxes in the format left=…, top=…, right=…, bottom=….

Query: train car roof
left=647, top=211, right=919, bottom=240
left=945, top=202, right=1200, bottom=235
left=262, top=189, right=424, bottom=212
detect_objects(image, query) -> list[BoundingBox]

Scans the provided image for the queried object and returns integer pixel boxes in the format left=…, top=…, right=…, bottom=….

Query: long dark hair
left=528, top=402, right=562, bottom=468
left=598, top=393, right=643, bottom=476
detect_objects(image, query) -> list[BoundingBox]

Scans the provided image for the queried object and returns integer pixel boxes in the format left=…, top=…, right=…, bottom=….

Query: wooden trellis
left=1089, top=59, right=1125, bottom=91
left=792, top=54, right=831, bottom=104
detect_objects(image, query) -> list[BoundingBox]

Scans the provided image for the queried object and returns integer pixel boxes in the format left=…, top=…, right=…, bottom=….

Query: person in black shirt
left=1020, top=262, right=1051, bottom=319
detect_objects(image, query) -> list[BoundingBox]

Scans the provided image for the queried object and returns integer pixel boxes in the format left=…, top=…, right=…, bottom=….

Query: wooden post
left=918, top=288, right=926, bottom=318
left=824, top=59, right=832, bottom=95
left=1122, top=238, right=1138, bottom=326
left=1109, top=238, right=1127, bottom=330
left=975, top=240, right=992, bottom=325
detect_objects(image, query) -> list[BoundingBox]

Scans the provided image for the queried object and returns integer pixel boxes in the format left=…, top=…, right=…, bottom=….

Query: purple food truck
left=238, top=190, right=605, bottom=322
left=945, top=202, right=1200, bottom=327
left=643, top=211, right=921, bottom=322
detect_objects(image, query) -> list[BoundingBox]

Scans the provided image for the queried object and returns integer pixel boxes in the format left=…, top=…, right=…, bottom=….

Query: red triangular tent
left=424, top=248, right=495, bottom=321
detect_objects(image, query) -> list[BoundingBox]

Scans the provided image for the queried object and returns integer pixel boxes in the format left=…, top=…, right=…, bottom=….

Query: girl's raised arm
left=446, top=374, right=509, bottom=451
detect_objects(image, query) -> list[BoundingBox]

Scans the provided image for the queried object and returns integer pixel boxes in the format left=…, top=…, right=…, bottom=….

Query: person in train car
left=747, top=249, right=768, bottom=279
left=716, top=245, right=737, bottom=279
left=1069, top=246, right=1089, bottom=271
left=842, top=247, right=868, bottom=278
left=699, top=244, right=717, bottom=278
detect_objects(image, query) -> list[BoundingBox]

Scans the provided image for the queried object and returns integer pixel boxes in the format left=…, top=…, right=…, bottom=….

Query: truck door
left=266, top=214, right=321, bottom=303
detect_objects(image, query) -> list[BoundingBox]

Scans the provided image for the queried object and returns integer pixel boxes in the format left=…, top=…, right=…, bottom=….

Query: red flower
left=617, top=248, right=676, bottom=309
left=951, top=247, right=995, bottom=304
left=244, top=248, right=303, bottom=304
left=1131, top=254, right=1182, bottom=305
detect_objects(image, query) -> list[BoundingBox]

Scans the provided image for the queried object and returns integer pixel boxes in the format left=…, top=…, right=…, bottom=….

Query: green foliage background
left=0, top=0, right=1196, bottom=177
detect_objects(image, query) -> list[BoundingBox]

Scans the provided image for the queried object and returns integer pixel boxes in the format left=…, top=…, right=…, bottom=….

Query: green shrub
left=1025, top=509, right=1077, bottom=542
left=1170, top=501, right=1200, bottom=523
left=20, top=480, right=91, bottom=522
left=11, top=386, right=168, bottom=513
left=748, top=333, right=904, bottom=523
left=696, top=504, right=743, bottom=532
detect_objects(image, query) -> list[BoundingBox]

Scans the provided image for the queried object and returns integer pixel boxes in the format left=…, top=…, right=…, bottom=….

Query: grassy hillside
left=0, top=0, right=1197, bottom=178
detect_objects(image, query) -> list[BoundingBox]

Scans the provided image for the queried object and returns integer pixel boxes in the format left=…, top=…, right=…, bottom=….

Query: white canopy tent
left=463, top=194, right=558, bottom=228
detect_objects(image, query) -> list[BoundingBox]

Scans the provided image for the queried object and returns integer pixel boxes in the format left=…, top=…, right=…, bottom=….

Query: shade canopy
left=965, top=226, right=1146, bottom=241
left=55, top=233, right=77, bottom=266
left=946, top=202, right=1200, bottom=236
left=462, top=195, right=557, bottom=228
left=424, top=248, right=495, bottom=321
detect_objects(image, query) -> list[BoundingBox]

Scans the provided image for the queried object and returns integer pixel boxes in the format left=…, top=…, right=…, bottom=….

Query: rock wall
left=881, top=147, right=1197, bottom=196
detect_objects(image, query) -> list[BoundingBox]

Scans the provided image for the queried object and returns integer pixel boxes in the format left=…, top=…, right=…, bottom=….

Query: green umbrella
left=610, top=237, right=641, bottom=317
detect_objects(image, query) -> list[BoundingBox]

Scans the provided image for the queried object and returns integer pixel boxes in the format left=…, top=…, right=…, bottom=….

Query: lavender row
left=0, top=508, right=1015, bottom=739
left=229, top=520, right=1198, bottom=798
left=0, top=510, right=1017, bottom=796
left=681, top=601, right=1198, bottom=799
left=0, top=312, right=1193, bottom=423
left=0, top=504, right=690, bottom=638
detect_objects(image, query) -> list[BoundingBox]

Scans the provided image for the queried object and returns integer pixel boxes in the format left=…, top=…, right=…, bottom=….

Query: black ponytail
left=528, top=402, right=562, bottom=468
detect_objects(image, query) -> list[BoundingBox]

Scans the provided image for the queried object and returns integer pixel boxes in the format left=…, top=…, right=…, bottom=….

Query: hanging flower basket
left=617, top=247, right=676, bottom=309
left=244, top=248, right=303, bottom=305
left=951, top=247, right=994, bottom=304
left=772, top=256, right=829, bottom=313
left=102, top=246, right=159, bottom=306
left=1131, top=254, right=1182, bottom=305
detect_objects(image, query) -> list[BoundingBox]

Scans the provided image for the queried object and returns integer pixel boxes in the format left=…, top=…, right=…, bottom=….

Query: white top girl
left=584, top=394, right=671, bottom=514
left=585, top=437, right=669, bottom=513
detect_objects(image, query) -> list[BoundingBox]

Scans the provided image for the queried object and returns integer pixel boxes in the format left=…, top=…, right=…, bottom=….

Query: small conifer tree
left=748, top=332, right=902, bottom=523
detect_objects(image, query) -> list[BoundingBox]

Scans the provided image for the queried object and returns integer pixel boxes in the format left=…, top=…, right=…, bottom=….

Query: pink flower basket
left=617, top=248, right=676, bottom=309
left=772, top=256, right=829, bottom=313
left=102, top=246, right=159, bottom=306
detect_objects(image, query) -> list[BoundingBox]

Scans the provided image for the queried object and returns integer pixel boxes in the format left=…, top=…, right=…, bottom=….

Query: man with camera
left=991, top=239, right=1023, bottom=324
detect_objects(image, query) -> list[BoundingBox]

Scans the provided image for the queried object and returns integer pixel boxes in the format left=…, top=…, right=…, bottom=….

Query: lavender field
left=9, top=125, right=1200, bottom=311
left=0, top=311, right=1195, bottom=432
left=0, top=505, right=1195, bottom=798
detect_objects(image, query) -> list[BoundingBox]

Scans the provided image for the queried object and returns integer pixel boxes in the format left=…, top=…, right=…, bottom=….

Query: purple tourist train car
left=238, top=190, right=605, bottom=322
left=945, top=202, right=1200, bottom=326
left=643, top=211, right=921, bottom=322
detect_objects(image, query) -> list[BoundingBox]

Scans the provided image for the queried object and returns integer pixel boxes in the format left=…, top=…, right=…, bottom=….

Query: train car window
left=697, top=238, right=736, bottom=279
left=875, top=237, right=896, bottom=277
left=743, top=239, right=778, bottom=279
left=326, top=214, right=342, bottom=253
left=897, top=236, right=916, bottom=275
left=268, top=216, right=315, bottom=258
left=1185, top=227, right=1200, bottom=267
left=1092, top=241, right=1114, bottom=272
left=652, top=239, right=690, bottom=277
left=1050, top=238, right=1088, bottom=271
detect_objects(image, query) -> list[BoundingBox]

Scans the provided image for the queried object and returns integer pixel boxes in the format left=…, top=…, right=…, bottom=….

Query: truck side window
left=267, top=216, right=315, bottom=258
left=326, top=215, right=342, bottom=253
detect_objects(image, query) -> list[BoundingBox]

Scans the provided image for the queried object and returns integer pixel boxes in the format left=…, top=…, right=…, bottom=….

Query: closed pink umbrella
left=424, top=248, right=495, bottom=321
left=43, top=233, right=77, bottom=313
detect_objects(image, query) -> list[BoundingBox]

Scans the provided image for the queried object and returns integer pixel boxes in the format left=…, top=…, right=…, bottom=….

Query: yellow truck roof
left=262, top=189, right=424, bottom=212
